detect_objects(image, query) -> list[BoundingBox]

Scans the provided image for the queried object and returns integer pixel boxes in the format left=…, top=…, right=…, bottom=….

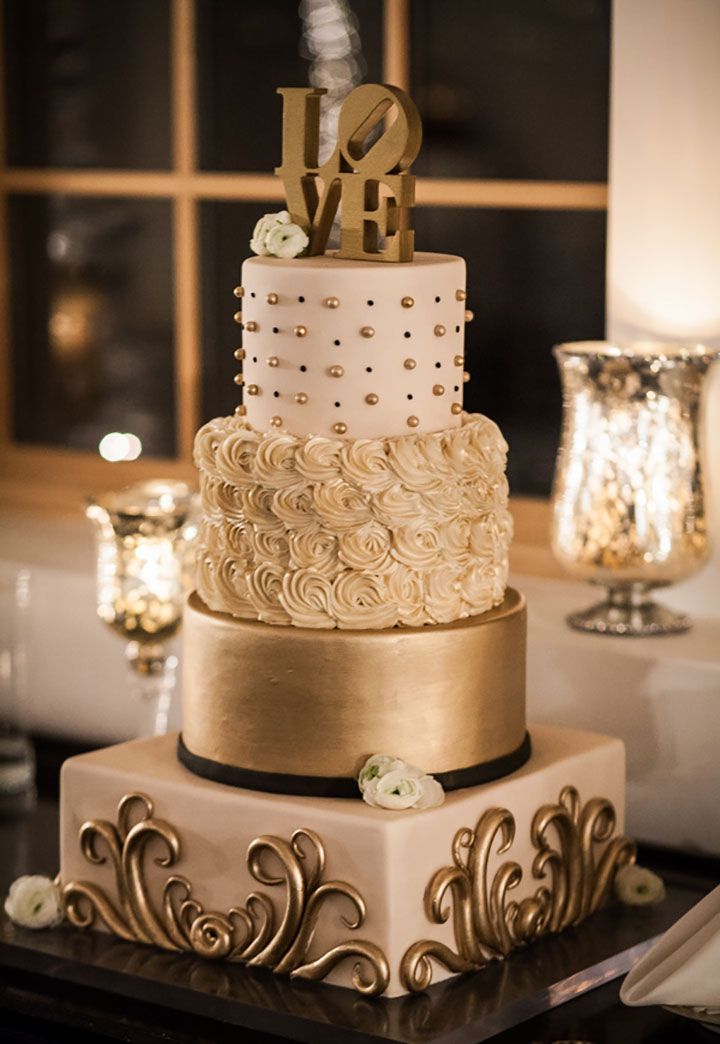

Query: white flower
left=4, top=875, right=63, bottom=929
left=358, top=754, right=401, bottom=793
left=615, top=864, right=666, bottom=906
left=249, top=210, right=309, bottom=258
left=264, top=221, right=309, bottom=259
left=358, top=754, right=445, bottom=810
left=250, top=210, right=291, bottom=256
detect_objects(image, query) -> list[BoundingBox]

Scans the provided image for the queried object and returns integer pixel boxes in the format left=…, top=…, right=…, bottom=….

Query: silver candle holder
left=552, top=341, right=718, bottom=636
left=86, top=480, right=198, bottom=734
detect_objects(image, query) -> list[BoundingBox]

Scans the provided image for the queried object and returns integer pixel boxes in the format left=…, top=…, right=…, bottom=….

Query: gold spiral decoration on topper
left=62, top=792, right=389, bottom=997
left=400, top=786, right=636, bottom=993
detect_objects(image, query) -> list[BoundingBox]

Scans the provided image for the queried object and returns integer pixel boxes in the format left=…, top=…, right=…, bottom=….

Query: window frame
left=0, top=0, right=605, bottom=569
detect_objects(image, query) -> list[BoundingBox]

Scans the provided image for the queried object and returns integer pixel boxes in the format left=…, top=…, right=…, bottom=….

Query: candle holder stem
left=126, top=641, right=178, bottom=737
left=567, top=582, right=691, bottom=637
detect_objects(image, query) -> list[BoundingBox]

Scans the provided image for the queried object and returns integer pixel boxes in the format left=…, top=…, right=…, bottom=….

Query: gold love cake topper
left=275, top=84, right=422, bottom=263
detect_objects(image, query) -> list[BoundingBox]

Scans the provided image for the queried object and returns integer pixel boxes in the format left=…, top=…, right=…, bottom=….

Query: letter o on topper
left=337, top=84, right=423, bottom=175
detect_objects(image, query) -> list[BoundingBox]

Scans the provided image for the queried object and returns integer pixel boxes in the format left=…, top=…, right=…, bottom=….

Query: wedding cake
left=59, top=85, right=632, bottom=999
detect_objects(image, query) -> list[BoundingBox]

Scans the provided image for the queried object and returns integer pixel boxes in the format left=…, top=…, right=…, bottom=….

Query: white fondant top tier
left=238, top=252, right=467, bottom=439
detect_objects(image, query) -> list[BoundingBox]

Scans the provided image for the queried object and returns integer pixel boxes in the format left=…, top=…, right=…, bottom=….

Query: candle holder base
left=567, top=585, right=691, bottom=637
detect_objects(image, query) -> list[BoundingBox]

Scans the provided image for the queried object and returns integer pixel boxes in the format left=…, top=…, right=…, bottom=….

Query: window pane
left=200, top=200, right=277, bottom=423
left=3, top=0, right=171, bottom=169
left=414, top=207, right=607, bottom=496
left=411, top=0, right=610, bottom=181
left=197, top=0, right=384, bottom=172
left=9, top=194, right=176, bottom=457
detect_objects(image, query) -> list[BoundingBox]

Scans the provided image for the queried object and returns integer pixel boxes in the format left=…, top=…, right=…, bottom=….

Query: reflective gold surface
left=182, top=589, right=526, bottom=780
left=400, top=786, right=636, bottom=992
left=63, top=792, right=389, bottom=997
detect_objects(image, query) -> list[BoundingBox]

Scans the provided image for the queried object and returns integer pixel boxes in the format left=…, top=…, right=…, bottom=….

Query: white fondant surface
left=239, top=252, right=467, bottom=438
left=60, top=724, right=626, bottom=997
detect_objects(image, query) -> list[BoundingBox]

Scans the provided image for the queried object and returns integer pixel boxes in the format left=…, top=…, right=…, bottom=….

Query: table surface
left=1, top=791, right=719, bottom=1044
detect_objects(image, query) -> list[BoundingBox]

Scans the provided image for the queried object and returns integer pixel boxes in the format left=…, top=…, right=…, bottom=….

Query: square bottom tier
left=59, top=724, right=630, bottom=998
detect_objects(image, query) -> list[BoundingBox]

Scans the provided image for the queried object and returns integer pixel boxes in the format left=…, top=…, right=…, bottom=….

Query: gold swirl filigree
left=400, top=787, right=636, bottom=992
left=63, top=795, right=389, bottom=997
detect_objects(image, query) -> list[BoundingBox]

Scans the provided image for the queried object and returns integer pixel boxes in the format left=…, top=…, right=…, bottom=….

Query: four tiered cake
left=59, top=84, right=632, bottom=998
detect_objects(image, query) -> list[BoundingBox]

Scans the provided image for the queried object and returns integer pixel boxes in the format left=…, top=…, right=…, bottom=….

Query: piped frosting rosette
left=195, top=412, right=512, bottom=629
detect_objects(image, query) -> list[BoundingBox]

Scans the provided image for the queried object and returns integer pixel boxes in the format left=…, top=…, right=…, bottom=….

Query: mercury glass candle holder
left=86, top=480, right=198, bottom=734
left=551, top=341, right=719, bottom=636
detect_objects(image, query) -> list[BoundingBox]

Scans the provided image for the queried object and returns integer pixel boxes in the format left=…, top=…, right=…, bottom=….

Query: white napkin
left=621, top=883, right=720, bottom=1009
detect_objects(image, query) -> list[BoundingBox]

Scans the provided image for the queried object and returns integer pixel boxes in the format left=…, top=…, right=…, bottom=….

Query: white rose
left=614, top=864, right=666, bottom=906
left=358, top=755, right=444, bottom=810
left=4, top=875, right=63, bottom=929
left=249, top=210, right=291, bottom=256
left=358, top=754, right=402, bottom=793
left=264, top=221, right=309, bottom=259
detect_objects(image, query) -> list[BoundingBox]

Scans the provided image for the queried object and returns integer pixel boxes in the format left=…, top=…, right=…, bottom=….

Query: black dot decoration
left=300, top=365, right=307, bottom=372
left=435, top=296, right=441, bottom=303
left=454, top=385, right=460, bottom=392
left=407, top=394, right=413, bottom=400
left=250, top=292, right=256, bottom=298
left=298, top=296, right=305, bottom=302
left=273, top=391, right=279, bottom=398
left=252, top=356, right=258, bottom=363
left=334, top=401, right=341, bottom=408
left=334, top=339, right=341, bottom=346
left=435, top=362, right=441, bottom=368
left=404, top=331, right=411, bottom=338
left=367, top=300, right=374, bottom=306
left=366, top=366, right=373, bottom=372
left=272, top=327, right=279, bottom=333
left=455, top=325, right=460, bottom=333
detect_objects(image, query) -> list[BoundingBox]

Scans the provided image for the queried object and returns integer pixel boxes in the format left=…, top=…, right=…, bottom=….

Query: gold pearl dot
left=245, top=320, right=258, bottom=332
left=434, top=324, right=446, bottom=337
left=235, top=404, right=247, bottom=416
left=404, top=358, right=416, bottom=370
left=463, top=371, right=471, bottom=383
left=407, top=415, right=419, bottom=428
left=234, top=348, right=246, bottom=361
left=464, top=309, right=474, bottom=323
left=233, top=373, right=244, bottom=385
left=266, top=292, right=279, bottom=304
left=324, top=296, right=340, bottom=309
left=455, top=289, right=467, bottom=302
left=453, top=355, right=464, bottom=367
left=365, top=393, right=379, bottom=405
left=233, top=286, right=244, bottom=298
left=333, top=422, right=347, bottom=435
left=295, top=392, right=308, bottom=404
left=246, top=384, right=259, bottom=396
left=451, top=402, right=462, bottom=415
left=433, top=384, right=445, bottom=396
left=401, top=296, right=414, bottom=308
left=233, top=311, right=243, bottom=324
left=294, top=325, right=307, bottom=337
left=328, top=365, right=344, bottom=378
left=270, top=416, right=283, bottom=428
left=360, top=326, right=375, bottom=338
left=267, top=356, right=279, bottom=367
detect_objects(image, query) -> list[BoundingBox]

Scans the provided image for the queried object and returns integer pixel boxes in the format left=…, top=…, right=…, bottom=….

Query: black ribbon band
left=176, top=732, right=532, bottom=799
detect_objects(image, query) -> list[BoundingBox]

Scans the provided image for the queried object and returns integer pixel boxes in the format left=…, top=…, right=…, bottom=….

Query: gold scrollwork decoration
left=400, top=786, right=636, bottom=992
left=63, top=792, right=389, bottom=997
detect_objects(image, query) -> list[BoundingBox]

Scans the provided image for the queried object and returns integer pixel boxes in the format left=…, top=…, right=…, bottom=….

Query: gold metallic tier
left=181, top=589, right=526, bottom=790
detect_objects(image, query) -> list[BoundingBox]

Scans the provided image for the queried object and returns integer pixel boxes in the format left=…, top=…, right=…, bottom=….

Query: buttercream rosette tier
left=194, top=411, right=512, bottom=630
